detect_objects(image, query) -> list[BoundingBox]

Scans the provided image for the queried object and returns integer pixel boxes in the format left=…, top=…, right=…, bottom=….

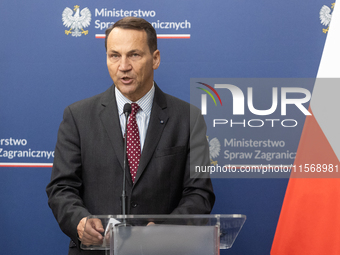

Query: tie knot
left=131, top=103, right=140, bottom=115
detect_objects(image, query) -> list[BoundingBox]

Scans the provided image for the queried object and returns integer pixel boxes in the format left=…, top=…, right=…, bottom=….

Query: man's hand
left=77, top=217, right=104, bottom=246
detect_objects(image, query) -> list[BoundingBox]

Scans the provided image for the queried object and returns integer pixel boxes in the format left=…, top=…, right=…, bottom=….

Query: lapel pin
left=160, top=120, right=164, bottom=124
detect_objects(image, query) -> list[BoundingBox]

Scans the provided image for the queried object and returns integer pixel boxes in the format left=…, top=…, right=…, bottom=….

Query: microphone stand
left=121, top=103, right=131, bottom=225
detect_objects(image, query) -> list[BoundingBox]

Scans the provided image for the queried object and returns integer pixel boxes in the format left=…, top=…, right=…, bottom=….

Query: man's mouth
left=121, top=76, right=134, bottom=84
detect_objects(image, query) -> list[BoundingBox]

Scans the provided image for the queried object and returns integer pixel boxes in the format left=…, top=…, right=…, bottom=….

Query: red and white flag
left=271, top=3, right=340, bottom=254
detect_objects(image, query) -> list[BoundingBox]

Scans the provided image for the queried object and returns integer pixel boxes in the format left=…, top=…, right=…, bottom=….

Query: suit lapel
left=134, top=84, right=168, bottom=184
left=99, top=86, right=133, bottom=185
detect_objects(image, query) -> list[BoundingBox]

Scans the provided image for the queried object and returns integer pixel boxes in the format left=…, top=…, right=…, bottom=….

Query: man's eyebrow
left=129, top=49, right=142, bottom=53
left=107, top=50, right=119, bottom=54
left=107, top=49, right=143, bottom=54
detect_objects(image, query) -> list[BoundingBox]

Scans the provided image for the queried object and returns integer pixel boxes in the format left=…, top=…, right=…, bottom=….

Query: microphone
left=121, top=103, right=131, bottom=223
left=123, top=103, right=132, bottom=117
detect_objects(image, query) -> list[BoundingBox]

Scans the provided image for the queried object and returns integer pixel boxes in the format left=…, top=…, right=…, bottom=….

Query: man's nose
left=118, top=56, right=132, bottom=72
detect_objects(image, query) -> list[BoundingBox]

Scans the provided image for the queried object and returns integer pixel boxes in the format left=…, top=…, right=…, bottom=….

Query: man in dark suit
left=46, top=17, right=214, bottom=254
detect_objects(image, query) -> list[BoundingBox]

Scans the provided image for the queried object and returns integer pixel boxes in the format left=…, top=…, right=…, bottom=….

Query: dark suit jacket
left=46, top=84, right=215, bottom=254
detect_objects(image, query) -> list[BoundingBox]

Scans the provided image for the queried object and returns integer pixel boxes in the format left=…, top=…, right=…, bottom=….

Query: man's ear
left=153, top=50, right=160, bottom=70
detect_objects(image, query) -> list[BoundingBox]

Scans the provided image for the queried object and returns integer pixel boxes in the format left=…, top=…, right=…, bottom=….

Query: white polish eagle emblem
left=319, top=3, right=335, bottom=33
left=207, top=137, right=221, bottom=166
left=62, top=5, right=91, bottom=37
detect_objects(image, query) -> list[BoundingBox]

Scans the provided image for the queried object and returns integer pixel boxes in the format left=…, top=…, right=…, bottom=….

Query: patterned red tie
left=126, top=103, right=141, bottom=182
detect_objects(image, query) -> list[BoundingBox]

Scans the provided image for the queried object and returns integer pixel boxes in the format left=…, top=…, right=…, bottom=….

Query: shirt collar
left=115, top=83, right=155, bottom=116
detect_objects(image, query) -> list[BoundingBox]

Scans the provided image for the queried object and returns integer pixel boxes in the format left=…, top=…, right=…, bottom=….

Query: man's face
left=106, top=28, right=160, bottom=102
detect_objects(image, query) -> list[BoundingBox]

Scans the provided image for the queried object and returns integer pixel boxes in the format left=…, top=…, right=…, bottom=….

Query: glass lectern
left=81, top=214, right=246, bottom=255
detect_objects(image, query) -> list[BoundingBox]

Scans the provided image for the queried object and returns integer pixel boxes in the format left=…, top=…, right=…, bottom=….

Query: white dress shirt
left=115, top=84, right=155, bottom=151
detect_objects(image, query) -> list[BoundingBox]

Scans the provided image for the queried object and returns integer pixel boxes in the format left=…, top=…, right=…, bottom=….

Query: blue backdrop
left=0, top=0, right=329, bottom=254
